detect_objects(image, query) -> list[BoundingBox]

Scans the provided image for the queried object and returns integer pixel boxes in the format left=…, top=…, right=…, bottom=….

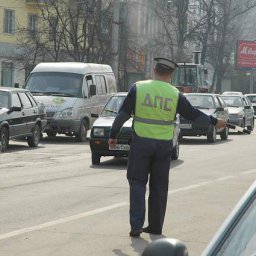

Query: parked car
left=245, top=93, right=256, bottom=117
left=89, top=93, right=180, bottom=165
left=221, top=94, right=254, bottom=131
left=142, top=180, right=256, bottom=256
left=0, top=87, right=47, bottom=152
left=180, top=93, right=229, bottom=143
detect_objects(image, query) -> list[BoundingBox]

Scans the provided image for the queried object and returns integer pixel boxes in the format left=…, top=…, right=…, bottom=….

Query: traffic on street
left=0, top=128, right=255, bottom=256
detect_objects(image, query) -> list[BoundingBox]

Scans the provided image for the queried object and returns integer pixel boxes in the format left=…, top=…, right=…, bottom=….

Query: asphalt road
left=0, top=130, right=255, bottom=256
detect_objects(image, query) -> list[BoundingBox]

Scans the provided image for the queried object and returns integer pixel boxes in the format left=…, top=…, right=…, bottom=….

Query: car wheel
left=0, top=126, right=9, bottom=152
left=220, top=126, right=229, bottom=140
left=27, top=124, right=41, bottom=147
left=92, top=152, right=101, bottom=165
left=207, top=125, right=216, bottom=143
left=46, top=131, right=57, bottom=137
left=247, top=119, right=254, bottom=131
left=75, top=119, right=88, bottom=142
left=171, top=140, right=179, bottom=160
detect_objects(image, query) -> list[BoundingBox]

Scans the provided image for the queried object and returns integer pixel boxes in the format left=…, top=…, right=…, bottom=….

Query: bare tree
left=207, top=0, right=256, bottom=92
left=17, top=0, right=114, bottom=69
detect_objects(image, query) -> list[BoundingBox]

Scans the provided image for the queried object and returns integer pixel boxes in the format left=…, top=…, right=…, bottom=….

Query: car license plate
left=180, top=123, right=192, bottom=129
left=109, top=144, right=130, bottom=151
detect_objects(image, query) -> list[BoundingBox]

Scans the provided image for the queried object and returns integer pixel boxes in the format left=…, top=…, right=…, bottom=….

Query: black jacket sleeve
left=109, top=85, right=136, bottom=138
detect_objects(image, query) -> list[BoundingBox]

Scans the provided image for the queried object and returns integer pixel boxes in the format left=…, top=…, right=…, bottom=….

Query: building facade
left=0, top=0, right=178, bottom=90
left=0, top=0, right=41, bottom=87
left=117, top=0, right=174, bottom=90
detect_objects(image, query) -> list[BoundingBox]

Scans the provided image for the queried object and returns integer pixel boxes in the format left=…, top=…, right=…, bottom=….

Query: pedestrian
left=108, top=57, right=226, bottom=237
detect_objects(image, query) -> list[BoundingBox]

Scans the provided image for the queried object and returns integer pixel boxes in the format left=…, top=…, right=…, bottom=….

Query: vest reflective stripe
left=134, top=80, right=179, bottom=140
left=134, top=116, right=175, bottom=125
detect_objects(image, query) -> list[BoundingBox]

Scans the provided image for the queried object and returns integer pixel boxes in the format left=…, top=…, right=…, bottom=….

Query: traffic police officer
left=108, top=57, right=226, bottom=237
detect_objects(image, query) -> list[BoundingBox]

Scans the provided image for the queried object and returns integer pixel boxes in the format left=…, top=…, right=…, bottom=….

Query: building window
left=28, top=14, right=38, bottom=36
left=4, top=9, right=15, bottom=34
left=1, top=62, right=14, bottom=87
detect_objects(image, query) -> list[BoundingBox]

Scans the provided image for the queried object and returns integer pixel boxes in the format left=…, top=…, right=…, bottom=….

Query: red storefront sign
left=236, top=40, right=256, bottom=69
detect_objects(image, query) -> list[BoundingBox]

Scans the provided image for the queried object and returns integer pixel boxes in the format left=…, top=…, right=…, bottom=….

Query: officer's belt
left=134, top=116, right=174, bottom=125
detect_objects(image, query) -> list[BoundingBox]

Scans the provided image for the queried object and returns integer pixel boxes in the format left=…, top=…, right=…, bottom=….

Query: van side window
left=85, top=75, right=93, bottom=97
left=105, top=74, right=116, bottom=93
left=95, top=75, right=107, bottom=95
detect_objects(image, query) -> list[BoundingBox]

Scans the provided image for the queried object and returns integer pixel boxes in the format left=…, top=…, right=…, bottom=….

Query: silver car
left=221, top=95, right=254, bottom=131
left=245, top=94, right=256, bottom=118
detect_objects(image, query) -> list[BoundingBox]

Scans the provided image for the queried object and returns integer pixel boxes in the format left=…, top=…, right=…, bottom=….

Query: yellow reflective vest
left=134, top=80, right=179, bottom=140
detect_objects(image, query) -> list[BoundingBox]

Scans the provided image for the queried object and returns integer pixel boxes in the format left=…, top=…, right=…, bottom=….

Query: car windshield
left=222, top=96, right=243, bottom=107
left=247, top=95, right=256, bottom=103
left=185, top=95, right=214, bottom=109
left=215, top=194, right=256, bottom=256
left=25, top=72, right=83, bottom=97
left=0, top=91, right=9, bottom=108
left=101, top=95, right=126, bottom=117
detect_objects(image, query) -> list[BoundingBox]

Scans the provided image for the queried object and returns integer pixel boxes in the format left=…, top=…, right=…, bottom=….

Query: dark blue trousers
left=127, top=133, right=173, bottom=233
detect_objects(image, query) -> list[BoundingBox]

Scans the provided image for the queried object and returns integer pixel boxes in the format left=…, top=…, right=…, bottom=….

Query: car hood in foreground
left=93, top=116, right=133, bottom=128
left=202, top=180, right=256, bottom=255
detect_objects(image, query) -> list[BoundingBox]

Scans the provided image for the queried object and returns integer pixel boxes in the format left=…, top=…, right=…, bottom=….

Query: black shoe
left=129, top=229, right=142, bottom=237
left=142, top=226, right=162, bottom=235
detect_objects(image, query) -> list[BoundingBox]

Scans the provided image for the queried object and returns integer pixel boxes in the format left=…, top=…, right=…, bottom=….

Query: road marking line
left=242, top=169, right=256, bottom=175
left=169, top=181, right=213, bottom=194
left=0, top=203, right=127, bottom=241
left=216, top=176, right=234, bottom=181
left=0, top=173, right=254, bottom=241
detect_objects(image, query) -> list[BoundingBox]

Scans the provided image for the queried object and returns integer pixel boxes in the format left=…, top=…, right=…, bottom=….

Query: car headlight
left=55, top=108, right=74, bottom=119
left=93, top=128, right=105, bottom=137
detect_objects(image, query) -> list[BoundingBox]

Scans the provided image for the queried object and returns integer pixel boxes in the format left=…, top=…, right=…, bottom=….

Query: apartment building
left=0, top=0, right=41, bottom=87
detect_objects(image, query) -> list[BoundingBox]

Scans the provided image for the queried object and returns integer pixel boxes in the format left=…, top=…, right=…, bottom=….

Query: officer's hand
left=215, top=119, right=227, bottom=129
left=108, top=138, right=117, bottom=149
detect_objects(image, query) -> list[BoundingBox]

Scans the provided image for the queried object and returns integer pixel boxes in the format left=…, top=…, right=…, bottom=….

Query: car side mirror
left=7, top=106, right=22, bottom=114
left=216, top=107, right=224, bottom=112
left=89, top=84, right=96, bottom=96
left=91, top=113, right=99, bottom=118
left=142, top=238, right=188, bottom=256
left=11, top=106, right=22, bottom=112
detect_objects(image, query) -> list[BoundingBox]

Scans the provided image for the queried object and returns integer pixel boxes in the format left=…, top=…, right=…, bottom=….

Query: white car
left=89, top=93, right=180, bottom=165
left=222, top=91, right=243, bottom=96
